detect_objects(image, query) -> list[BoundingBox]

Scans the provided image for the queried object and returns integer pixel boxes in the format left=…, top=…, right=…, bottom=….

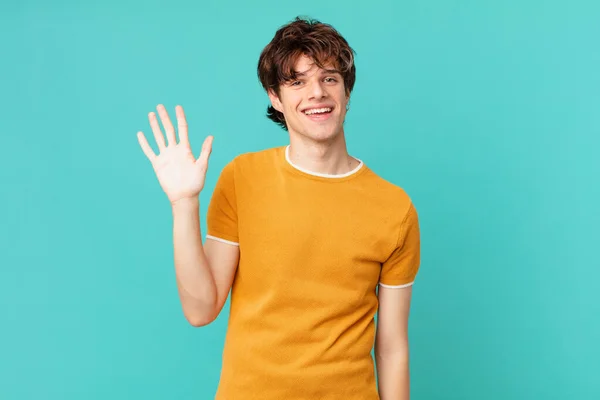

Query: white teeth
left=304, top=107, right=332, bottom=115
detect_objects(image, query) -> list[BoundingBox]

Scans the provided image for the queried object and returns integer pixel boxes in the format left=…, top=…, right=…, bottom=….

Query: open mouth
left=303, top=107, right=333, bottom=121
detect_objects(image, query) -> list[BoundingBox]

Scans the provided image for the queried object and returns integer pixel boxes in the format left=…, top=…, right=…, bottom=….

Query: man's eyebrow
left=293, top=68, right=342, bottom=77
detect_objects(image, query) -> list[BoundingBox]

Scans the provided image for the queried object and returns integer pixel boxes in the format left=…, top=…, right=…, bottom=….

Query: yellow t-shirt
left=206, top=145, right=420, bottom=400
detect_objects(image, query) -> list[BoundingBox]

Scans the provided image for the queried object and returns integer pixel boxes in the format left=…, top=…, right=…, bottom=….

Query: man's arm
left=137, top=104, right=240, bottom=328
left=375, top=285, right=413, bottom=400
left=172, top=197, right=239, bottom=327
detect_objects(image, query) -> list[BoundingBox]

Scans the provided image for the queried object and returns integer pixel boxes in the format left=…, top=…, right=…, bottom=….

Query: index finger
left=176, top=105, right=189, bottom=145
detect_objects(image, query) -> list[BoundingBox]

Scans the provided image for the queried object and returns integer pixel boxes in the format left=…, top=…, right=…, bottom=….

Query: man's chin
left=303, top=129, right=343, bottom=143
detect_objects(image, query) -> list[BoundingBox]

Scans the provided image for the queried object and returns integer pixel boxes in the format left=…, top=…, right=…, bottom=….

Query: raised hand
left=137, top=104, right=213, bottom=205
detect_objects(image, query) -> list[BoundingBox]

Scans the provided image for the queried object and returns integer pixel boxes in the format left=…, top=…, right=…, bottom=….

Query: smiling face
left=268, top=54, right=350, bottom=144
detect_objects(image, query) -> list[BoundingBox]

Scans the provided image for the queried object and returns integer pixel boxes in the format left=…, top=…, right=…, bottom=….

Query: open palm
left=137, top=104, right=213, bottom=205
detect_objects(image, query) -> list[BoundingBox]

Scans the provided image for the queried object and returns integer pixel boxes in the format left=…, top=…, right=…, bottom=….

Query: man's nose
left=308, top=80, right=326, bottom=99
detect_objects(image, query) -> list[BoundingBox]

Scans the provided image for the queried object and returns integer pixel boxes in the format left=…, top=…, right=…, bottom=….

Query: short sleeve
left=206, top=160, right=239, bottom=245
left=379, top=202, right=421, bottom=288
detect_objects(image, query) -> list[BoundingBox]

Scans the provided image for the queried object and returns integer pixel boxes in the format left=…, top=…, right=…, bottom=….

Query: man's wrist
left=171, top=196, right=199, bottom=211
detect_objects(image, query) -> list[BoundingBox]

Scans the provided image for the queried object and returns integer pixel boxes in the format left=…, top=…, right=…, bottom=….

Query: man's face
left=268, top=55, right=349, bottom=143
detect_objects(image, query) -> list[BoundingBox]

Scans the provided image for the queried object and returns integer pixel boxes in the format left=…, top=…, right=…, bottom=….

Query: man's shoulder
left=361, top=166, right=414, bottom=206
left=229, top=146, right=283, bottom=168
left=219, top=146, right=284, bottom=184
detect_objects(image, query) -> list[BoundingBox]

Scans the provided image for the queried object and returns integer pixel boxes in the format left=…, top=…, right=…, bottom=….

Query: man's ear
left=268, top=89, right=283, bottom=113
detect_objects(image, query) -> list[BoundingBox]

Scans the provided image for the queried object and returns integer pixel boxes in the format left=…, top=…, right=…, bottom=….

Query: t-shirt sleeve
left=379, top=201, right=421, bottom=288
left=205, top=160, right=239, bottom=245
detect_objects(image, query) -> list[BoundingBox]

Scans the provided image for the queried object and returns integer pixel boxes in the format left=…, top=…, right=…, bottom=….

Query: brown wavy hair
left=257, top=16, right=357, bottom=130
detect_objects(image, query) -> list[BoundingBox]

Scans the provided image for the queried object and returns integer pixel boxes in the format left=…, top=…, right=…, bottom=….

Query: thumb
left=196, top=135, right=214, bottom=168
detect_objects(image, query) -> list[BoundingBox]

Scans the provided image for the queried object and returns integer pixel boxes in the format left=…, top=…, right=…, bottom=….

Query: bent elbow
left=186, top=315, right=213, bottom=327
left=184, top=310, right=217, bottom=327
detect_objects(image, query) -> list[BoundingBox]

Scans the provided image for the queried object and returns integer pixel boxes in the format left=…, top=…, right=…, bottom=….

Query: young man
left=137, top=16, right=420, bottom=400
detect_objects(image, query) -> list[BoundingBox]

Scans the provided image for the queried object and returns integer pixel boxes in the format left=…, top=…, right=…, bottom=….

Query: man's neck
left=287, top=134, right=359, bottom=176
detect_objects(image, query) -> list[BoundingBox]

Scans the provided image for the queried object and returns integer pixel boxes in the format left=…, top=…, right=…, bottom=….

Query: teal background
left=1, top=0, right=599, bottom=399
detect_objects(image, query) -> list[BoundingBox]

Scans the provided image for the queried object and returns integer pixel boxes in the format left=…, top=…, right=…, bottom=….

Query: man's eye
left=325, top=77, right=337, bottom=83
left=291, top=81, right=302, bottom=86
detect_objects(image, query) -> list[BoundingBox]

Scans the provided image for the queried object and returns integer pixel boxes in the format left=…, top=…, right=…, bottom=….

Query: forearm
left=171, top=197, right=217, bottom=325
left=375, top=347, right=410, bottom=400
